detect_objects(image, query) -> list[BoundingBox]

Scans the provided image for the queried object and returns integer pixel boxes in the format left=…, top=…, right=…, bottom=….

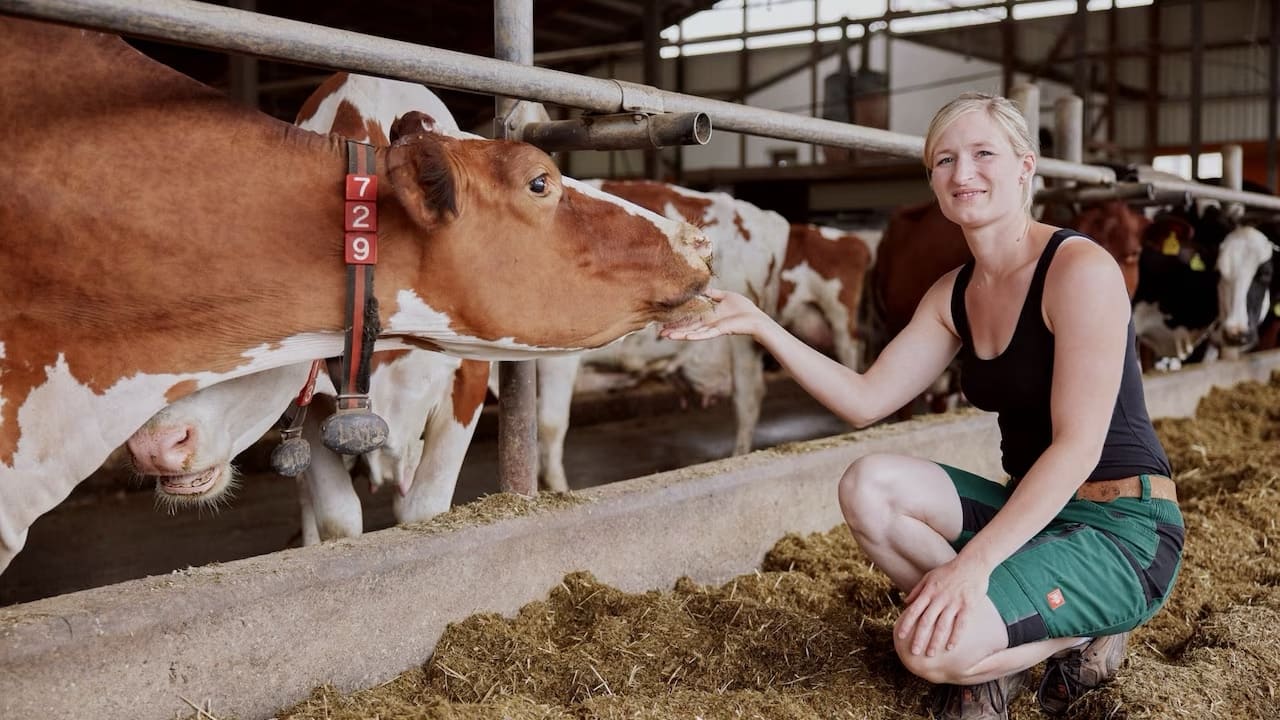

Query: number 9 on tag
left=345, top=233, right=377, bottom=264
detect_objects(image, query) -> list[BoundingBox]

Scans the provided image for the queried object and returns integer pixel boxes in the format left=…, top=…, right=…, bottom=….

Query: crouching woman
left=661, top=92, right=1183, bottom=719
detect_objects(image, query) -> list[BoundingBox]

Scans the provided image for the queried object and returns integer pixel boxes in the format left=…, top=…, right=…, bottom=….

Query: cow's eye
left=529, top=174, right=550, bottom=196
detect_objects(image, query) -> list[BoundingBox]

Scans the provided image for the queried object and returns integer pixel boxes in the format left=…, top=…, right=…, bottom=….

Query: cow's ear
left=387, top=135, right=459, bottom=229
left=390, top=111, right=439, bottom=143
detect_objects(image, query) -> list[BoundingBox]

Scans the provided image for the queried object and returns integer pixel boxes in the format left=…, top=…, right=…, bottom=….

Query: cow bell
left=270, top=434, right=312, bottom=477
left=320, top=396, right=388, bottom=455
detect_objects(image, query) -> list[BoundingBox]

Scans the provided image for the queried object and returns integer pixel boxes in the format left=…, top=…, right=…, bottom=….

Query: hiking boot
left=929, top=670, right=1027, bottom=719
left=1037, top=632, right=1129, bottom=715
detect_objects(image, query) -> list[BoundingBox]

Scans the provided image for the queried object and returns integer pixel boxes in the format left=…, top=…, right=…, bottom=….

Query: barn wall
left=563, top=35, right=1079, bottom=177
left=4, top=350, right=1280, bottom=720
left=562, top=0, right=1275, bottom=178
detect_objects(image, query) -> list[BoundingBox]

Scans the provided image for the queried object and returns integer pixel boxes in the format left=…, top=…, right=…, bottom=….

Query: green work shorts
left=939, top=464, right=1185, bottom=648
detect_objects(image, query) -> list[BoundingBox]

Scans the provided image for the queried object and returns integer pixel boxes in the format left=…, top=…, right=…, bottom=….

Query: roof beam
left=580, top=0, right=644, bottom=16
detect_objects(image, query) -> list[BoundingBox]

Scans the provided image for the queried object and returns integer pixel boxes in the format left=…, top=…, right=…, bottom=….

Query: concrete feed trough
left=2, top=350, right=1279, bottom=720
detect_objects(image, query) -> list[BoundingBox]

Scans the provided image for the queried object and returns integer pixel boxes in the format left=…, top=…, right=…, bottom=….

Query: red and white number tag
left=345, top=174, right=377, bottom=201
left=345, top=233, right=377, bottom=265
left=344, top=201, right=377, bottom=232
left=343, top=173, right=378, bottom=264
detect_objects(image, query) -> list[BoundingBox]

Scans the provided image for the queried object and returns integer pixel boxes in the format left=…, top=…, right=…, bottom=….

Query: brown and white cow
left=534, top=180, right=790, bottom=491
left=776, top=224, right=873, bottom=371
left=0, top=19, right=712, bottom=572
left=127, top=74, right=492, bottom=540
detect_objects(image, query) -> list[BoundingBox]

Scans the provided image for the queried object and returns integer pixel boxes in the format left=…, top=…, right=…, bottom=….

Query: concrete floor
left=0, top=374, right=851, bottom=606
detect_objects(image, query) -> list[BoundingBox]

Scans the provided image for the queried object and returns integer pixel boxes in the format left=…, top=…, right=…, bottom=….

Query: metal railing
left=0, top=0, right=1112, bottom=185
left=7, top=0, right=1280, bottom=213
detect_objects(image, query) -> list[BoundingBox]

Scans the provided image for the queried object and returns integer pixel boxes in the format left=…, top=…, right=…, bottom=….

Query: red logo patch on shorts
left=1046, top=588, right=1065, bottom=610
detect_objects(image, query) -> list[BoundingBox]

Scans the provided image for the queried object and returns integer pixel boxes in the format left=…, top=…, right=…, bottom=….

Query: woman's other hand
left=660, top=288, right=769, bottom=341
left=897, top=556, right=991, bottom=657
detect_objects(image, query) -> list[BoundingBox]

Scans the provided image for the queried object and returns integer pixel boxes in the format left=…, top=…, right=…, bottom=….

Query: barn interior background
left=2, top=1, right=1280, bottom=718
left=136, top=0, right=1279, bottom=224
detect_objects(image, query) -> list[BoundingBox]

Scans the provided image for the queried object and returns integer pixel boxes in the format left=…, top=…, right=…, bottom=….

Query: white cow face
left=1216, top=226, right=1275, bottom=349
left=126, top=363, right=314, bottom=508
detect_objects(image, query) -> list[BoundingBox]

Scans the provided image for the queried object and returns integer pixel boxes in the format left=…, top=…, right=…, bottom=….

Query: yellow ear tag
left=1273, top=301, right=1280, bottom=317
left=1161, top=232, right=1181, bottom=255
left=1189, top=253, right=1206, bottom=272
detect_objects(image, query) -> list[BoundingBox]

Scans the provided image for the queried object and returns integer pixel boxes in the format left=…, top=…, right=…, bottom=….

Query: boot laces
left=1043, top=649, right=1085, bottom=704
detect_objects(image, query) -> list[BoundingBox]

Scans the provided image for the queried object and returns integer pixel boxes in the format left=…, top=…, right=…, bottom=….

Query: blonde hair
left=923, top=92, right=1039, bottom=210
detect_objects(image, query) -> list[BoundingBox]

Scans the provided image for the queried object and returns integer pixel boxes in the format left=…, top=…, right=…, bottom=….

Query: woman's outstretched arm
left=663, top=274, right=963, bottom=428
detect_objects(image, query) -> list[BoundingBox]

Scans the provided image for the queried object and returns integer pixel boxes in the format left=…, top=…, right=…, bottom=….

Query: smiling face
left=926, top=107, right=1036, bottom=231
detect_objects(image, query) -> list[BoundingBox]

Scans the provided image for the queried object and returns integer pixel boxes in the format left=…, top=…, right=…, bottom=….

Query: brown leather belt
left=1075, top=474, right=1178, bottom=503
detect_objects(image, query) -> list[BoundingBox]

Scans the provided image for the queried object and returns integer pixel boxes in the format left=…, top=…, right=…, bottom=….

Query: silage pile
left=277, top=374, right=1280, bottom=719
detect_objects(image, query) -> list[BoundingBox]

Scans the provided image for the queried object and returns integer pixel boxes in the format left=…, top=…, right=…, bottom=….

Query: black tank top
left=951, top=228, right=1172, bottom=481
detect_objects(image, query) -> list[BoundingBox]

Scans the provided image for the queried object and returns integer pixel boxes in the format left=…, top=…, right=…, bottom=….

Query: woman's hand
left=897, top=556, right=990, bottom=657
left=660, top=289, right=769, bottom=341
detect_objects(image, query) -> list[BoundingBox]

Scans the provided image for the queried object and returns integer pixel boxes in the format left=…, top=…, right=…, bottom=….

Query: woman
left=662, top=93, right=1183, bottom=719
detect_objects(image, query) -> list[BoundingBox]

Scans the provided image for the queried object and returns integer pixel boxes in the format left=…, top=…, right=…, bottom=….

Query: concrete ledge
left=2, top=349, right=1278, bottom=719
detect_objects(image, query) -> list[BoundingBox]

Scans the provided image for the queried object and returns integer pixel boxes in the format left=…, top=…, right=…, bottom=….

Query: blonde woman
left=662, top=93, right=1183, bottom=719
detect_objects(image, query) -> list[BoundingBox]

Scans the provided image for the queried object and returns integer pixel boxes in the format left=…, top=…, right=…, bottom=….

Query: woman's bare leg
left=837, top=453, right=1085, bottom=684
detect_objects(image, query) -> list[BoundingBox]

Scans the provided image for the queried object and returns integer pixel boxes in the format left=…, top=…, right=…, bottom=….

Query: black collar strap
left=319, top=140, right=388, bottom=456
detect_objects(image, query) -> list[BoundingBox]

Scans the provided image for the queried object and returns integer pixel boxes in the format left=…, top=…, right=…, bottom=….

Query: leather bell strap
left=340, top=140, right=380, bottom=409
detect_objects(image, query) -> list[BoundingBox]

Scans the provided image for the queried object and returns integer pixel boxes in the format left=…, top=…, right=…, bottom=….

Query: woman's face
left=928, top=110, right=1031, bottom=229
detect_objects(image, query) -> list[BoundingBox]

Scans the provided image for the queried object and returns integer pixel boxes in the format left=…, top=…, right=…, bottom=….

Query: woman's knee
left=894, top=632, right=968, bottom=684
left=838, top=454, right=908, bottom=537
left=893, top=627, right=994, bottom=685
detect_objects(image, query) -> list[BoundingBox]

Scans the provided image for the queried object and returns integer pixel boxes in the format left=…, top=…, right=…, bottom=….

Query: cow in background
left=534, top=181, right=789, bottom=491
left=776, top=224, right=874, bottom=371
left=1132, top=202, right=1238, bottom=368
left=1213, top=223, right=1277, bottom=357
left=3, top=15, right=712, bottom=577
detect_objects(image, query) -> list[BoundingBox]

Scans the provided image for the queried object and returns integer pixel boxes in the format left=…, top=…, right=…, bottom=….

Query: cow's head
left=1216, top=225, right=1275, bottom=350
left=1072, top=201, right=1147, bottom=299
left=126, top=363, right=314, bottom=507
left=382, top=120, right=714, bottom=356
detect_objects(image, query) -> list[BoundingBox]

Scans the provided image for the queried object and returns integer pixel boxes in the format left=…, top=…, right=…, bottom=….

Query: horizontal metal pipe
left=521, top=112, right=711, bottom=152
left=17, top=0, right=1280, bottom=209
left=1146, top=179, right=1280, bottom=212
left=0, top=0, right=1113, bottom=181
left=1035, top=182, right=1156, bottom=205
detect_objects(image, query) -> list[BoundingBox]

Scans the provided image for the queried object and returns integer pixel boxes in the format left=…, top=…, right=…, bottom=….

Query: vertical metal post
left=1056, top=95, right=1084, bottom=163
left=1222, top=144, right=1243, bottom=191
left=1010, top=82, right=1048, bottom=212
left=643, top=0, right=662, bottom=179
left=1010, top=82, right=1040, bottom=147
left=675, top=23, right=687, bottom=182
left=1073, top=0, right=1089, bottom=127
left=1056, top=94, right=1084, bottom=188
left=739, top=0, right=748, bottom=168
left=1105, top=1, right=1118, bottom=148
left=607, top=53, right=617, bottom=178
left=810, top=0, right=819, bottom=164
left=1001, top=0, right=1016, bottom=96
left=227, top=0, right=257, bottom=107
left=494, top=0, right=538, bottom=497
left=1145, top=2, right=1160, bottom=162
left=1269, top=0, right=1279, bottom=191
left=1189, top=0, right=1203, bottom=179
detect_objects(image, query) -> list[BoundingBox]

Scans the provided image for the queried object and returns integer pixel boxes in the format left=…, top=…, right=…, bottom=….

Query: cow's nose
left=127, top=424, right=196, bottom=474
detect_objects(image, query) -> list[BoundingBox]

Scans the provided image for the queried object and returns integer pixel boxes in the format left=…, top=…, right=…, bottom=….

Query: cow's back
left=871, top=202, right=971, bottom=345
